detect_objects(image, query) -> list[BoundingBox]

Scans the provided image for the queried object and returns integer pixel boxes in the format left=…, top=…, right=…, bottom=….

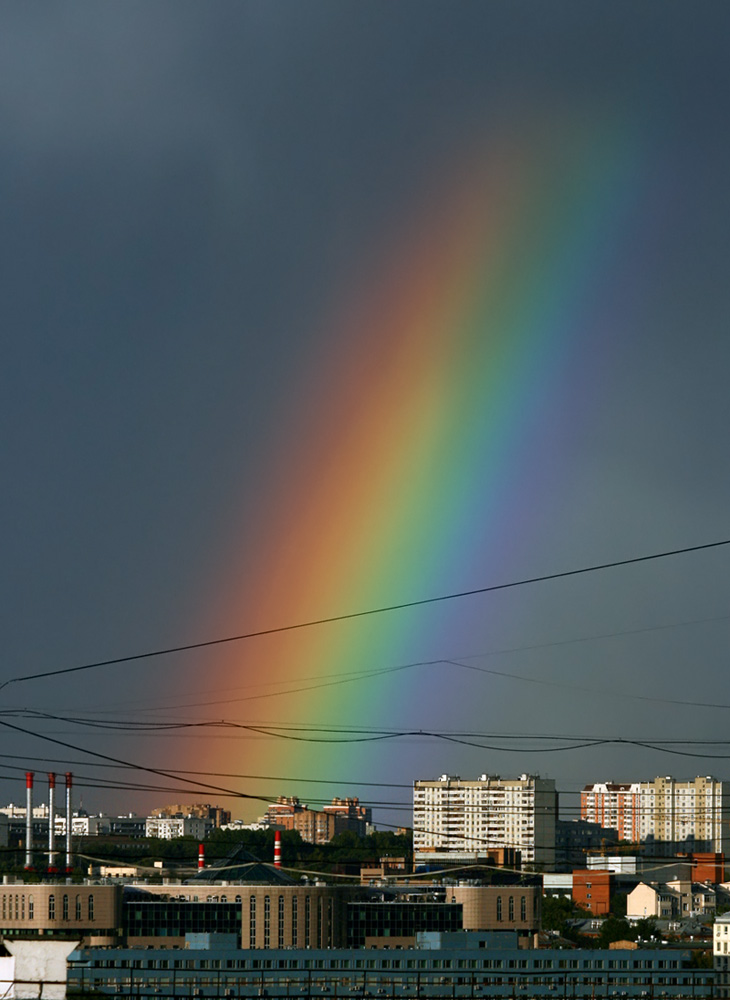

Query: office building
left=65, top=937, right=716, bottom=998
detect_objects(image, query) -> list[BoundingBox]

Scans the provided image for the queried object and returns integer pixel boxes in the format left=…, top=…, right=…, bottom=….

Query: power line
left=0, top=717, right=270, bottom=805
left=1, top=537, right=727, bottom=692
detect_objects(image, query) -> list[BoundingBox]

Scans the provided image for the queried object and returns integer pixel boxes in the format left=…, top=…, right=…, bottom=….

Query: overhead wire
left=1, top=537, right=727, bottom=694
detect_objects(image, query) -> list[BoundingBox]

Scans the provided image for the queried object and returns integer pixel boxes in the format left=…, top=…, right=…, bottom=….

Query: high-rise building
left=413, top=774, right=556, bottom=868
left=581, top=776, right=729, bottom=855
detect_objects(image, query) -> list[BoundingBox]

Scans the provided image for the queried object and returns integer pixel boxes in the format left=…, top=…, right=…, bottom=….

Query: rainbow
left=166, top=118, right=641, bottom=818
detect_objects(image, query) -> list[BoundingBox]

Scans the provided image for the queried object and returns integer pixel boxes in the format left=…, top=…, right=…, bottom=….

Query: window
left=249, top=896, right=256, bottom=949
left=509, top=896, right=514, bottom=921
left=75, top=895, right=82, bottom=920
left=48, top=894, right=56, bottom=920
left=63, top=895, right=69, bottom=921
left=28, top=895, right=34, bottom=920
left=88, top=895, right=94, bottom=921
left=496, top=896, right=502, bottom=921
left=520, top=896, right=526, bottom=921
left=291, top=896, right=298, bottom=946
left=264, top=895, right=270, bottom=948
left=278, top=896, right=285, bottom=949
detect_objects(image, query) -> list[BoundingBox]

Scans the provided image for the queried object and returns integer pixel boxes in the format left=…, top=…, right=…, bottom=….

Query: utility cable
left=0, top=537, right=727, bottom=692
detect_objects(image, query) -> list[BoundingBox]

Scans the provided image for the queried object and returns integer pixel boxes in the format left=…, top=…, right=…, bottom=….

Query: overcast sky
left=1, top=2, right=729, bottom=828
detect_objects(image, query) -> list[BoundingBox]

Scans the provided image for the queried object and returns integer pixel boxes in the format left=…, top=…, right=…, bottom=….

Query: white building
left=413, top=773, right=556, bottom=868
left=145, top=816, right=209, bottom=840
left=714, top=912, right=730, bottom=997
left=581, top=776, right=729, bottom=854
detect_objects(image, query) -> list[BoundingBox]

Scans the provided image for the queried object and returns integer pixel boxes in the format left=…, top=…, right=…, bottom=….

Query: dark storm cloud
left=1, top=2, right=729, bottom=815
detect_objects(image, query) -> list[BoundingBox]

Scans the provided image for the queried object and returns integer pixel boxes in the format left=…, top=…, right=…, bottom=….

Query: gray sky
left=1, top=2, right=729, bottom=828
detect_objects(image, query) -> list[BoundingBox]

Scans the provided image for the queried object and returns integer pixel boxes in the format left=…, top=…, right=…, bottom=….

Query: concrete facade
left=581, top=776, right=730, bottom=854
left=413, top=774, right=556, bottom=867
left=144, top=816, right=209, bottom=839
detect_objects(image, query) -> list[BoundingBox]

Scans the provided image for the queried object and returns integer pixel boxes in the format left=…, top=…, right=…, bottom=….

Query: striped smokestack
left=198, top=843, right=205, bottom=870
left=65, top=772, right=73, bottom=873
left=274, top=830, right=282, bottom=868
left=47, top=772, right=57, bottom=874
left=24, top=772, right=33, bottom=869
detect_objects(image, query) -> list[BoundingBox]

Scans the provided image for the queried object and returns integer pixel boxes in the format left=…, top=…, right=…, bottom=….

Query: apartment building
left=413, top=774, right=556, bottom=868
left=581, top=776, right=729, bottom=855
left=144, top=816, right=209, bottom=840
left=264, top=796, right=371, bottom=844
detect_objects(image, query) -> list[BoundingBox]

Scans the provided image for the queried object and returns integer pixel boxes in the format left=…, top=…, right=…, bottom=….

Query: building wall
left=714, top=913, right=730, bottom=997
left=627, top=883, right=661, bottom=919
left=137, top=883, right=359, bottom=950
left=242, top=885, right=353, bottom=949
left=0, top=884, right=122, bottom=942
left=450, top=885, right=541, bottom=933
left=572, top=870, right=612, bottom=915
left=692, top=852, right=725, bottom=883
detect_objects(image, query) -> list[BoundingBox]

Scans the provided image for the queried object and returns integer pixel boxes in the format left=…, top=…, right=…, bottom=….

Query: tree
left=597, top=916, right=633, bottom=949
left=541, top=895, right=576, bottom=933
left=633, top=917, right=658, bottom=941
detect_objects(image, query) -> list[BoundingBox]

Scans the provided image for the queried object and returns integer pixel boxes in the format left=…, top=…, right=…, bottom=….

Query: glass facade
left=347, top=902, right=462, bottom=947
left=124, top=901, right=241, bottom=943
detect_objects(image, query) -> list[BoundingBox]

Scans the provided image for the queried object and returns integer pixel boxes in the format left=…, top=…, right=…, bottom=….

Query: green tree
left=597, top=916, right=633, bottom=948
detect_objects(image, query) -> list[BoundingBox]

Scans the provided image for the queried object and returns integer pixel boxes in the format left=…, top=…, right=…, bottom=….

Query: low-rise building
left=66, top=938, right=717, bottom=998
left=627, top=879, right=716, bottom=920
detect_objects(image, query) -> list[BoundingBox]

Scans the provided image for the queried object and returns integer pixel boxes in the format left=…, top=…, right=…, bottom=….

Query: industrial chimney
left=198, top=843, right=205, bottom=870
left=274, top=830, right=282, bottom=868
left=65, top=772, right=73, bottom=874
left=24, top=772, right=34, bottom=870
left=47, top=772, right=57, bottom=874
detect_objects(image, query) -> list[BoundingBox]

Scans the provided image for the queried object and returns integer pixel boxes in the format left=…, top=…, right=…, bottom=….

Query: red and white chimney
left=65, top=772, right=73, bottom=873
left=24, top=772, right=34, bottom=869
left=198, top=843, right=205, bottom=870
left=274, top=830, right=282, bottom=868
left=47, top=772, right=57, bottom=873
